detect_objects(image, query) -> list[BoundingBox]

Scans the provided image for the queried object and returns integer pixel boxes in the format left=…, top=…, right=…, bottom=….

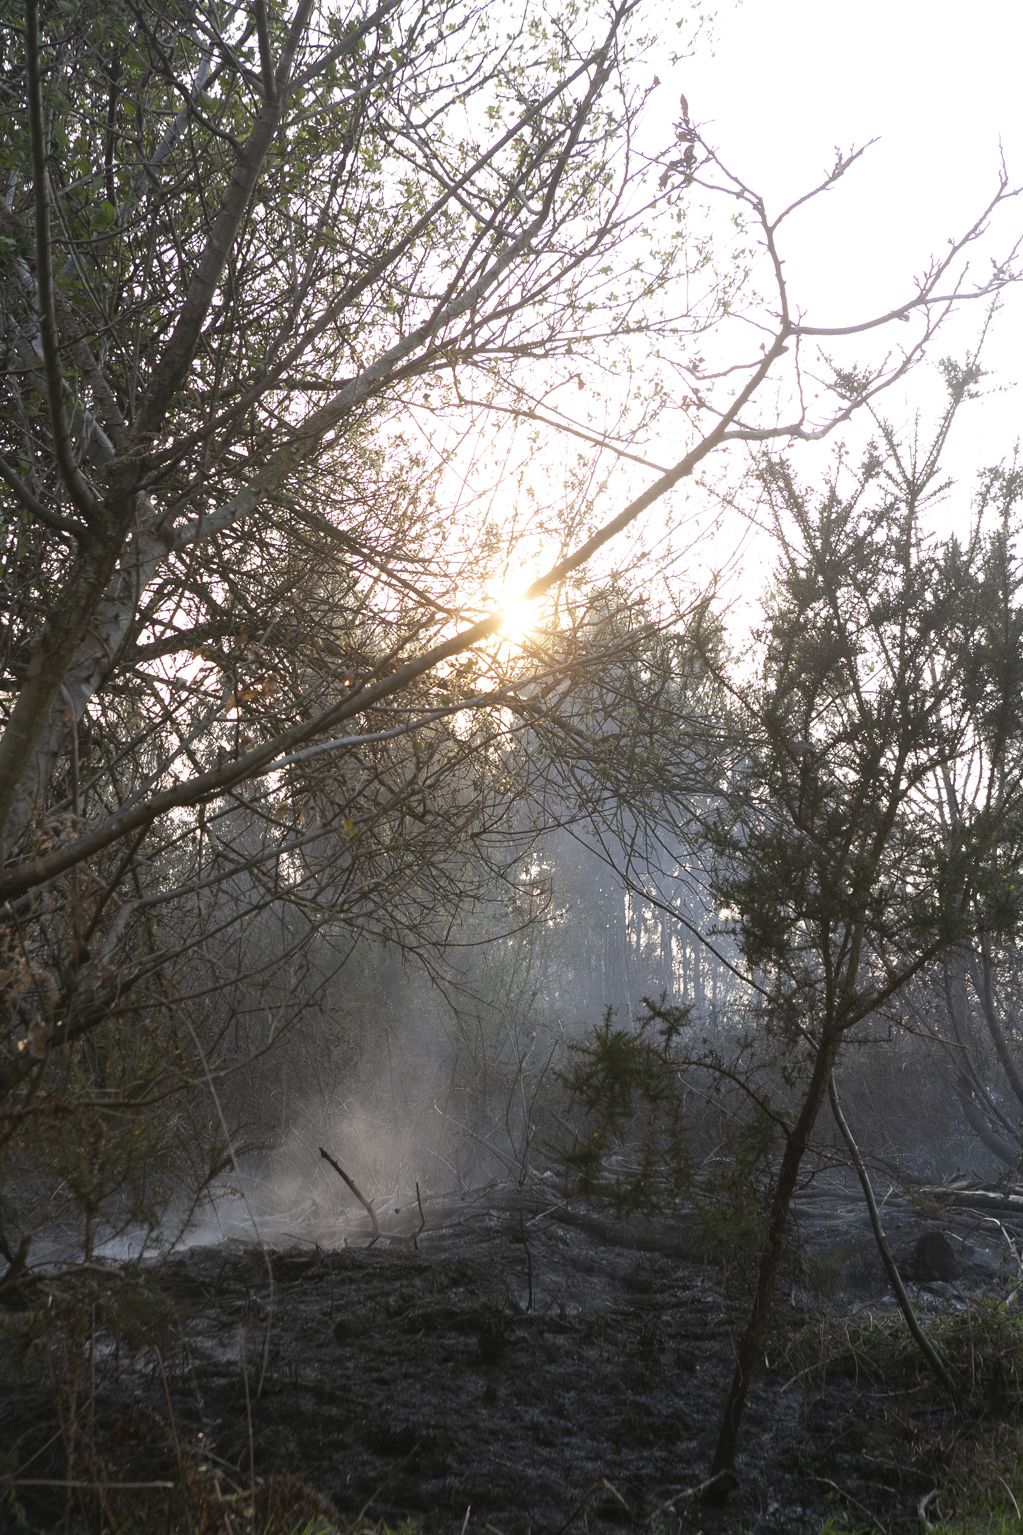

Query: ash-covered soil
left=4, top=1175, right=1021, bottom=1534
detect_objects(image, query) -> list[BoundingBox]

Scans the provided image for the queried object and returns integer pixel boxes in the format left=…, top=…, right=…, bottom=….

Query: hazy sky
left=483, top=2, right=1023, bottom=618
left=639, top=0, right=1022, bottom=555
left=673, top=0, right=1022, bottom=308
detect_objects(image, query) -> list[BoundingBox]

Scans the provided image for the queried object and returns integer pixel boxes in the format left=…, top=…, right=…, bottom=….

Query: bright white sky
left=594, top=0, right=1023, bottom=611
left=661, top=0, right=1022, bottom=455
left=473, top=0, right=1023, bottom=628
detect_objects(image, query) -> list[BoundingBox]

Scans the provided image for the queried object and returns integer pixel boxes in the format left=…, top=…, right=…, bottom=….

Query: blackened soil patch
left=2, top=1178, right=1019, bottom=1533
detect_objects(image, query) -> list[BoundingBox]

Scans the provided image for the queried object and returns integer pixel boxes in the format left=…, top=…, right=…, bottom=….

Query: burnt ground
left=3, top=1174, right=1023, bottom=1534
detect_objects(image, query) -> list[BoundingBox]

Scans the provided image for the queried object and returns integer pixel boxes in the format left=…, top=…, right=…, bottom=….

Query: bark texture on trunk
left=711, top=1030, right=839, bottom=1476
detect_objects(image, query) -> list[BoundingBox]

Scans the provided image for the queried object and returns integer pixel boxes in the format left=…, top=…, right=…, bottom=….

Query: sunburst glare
left=493, top=582, right=541, bottom=644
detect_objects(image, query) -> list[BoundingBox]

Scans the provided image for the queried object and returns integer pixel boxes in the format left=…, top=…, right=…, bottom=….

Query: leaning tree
left=704, top=375, right=1023, bottom=1472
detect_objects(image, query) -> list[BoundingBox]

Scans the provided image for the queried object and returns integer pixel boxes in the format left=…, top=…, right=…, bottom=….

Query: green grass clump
left=792, top=1293, right=1023, bottom=1412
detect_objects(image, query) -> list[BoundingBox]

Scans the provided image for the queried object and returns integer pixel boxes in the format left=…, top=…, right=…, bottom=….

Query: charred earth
left=3, top=1174, right=1022, bottom=1534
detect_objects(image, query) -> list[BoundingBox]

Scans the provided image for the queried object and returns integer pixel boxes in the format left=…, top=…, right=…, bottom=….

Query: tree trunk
left=0, top=523, right=124, bottom=847
left=711, top=1028, right=838, bottom=1475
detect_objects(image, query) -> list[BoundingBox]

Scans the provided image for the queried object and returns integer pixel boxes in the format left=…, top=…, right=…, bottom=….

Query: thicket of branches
left=2, top=0, right=1023, bottom=1495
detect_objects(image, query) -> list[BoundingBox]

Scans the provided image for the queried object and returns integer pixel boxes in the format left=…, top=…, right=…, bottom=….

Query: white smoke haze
left=161, top=970, right=569, bottom=1257
left=7, top=913, right=579, bottom=1274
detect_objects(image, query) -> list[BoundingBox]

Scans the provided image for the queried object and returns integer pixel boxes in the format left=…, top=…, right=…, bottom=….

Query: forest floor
left=3, top=1173, right=1023, bottom=1534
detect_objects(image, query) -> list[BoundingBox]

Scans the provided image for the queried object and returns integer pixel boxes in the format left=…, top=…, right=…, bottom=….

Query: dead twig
left=917, top=1486, right=939, bottom=1530
left=648, top=1469, right=737, bottom=1520
left=319, top=1146, right=380, bottom=1241
left=553, top=1477, right=628, bottom=1535
left=414, top=1180, right=426, bottom=1251
left=829, top=1079, right=958, bottom=1401
left=808, top=1473, right=888, bottom=1532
